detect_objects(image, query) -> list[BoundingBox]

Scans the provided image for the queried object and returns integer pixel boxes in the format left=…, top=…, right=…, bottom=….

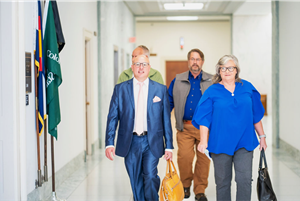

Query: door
left=165, top=61, right=189, bottom=88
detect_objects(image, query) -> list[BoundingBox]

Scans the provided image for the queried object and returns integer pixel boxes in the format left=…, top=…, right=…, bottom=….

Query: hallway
left=49, top=113, right=300, bottom=201
left=2, top=2, right=300, bottom=200
left=51, top=145, right=300, bottom=201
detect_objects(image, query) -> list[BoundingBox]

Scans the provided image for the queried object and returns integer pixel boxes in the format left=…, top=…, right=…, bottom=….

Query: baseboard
left=98, top=137, right=102, bottom=149
left=27, top=138, right=101, bottom=200
left=91, top=139, right=99, bottom=155
left=27, top=150, right=85, bottom=201
left=279, top=138, right=300, bottom=163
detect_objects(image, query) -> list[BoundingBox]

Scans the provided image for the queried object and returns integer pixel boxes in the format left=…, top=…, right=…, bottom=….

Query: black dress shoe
left=195, top=193, right=208, bottom=201
left=184, top=187, right=190, bottom=198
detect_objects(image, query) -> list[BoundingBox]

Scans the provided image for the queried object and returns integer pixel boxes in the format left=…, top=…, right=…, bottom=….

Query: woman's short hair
left=212, top=55, right=241, bottom=84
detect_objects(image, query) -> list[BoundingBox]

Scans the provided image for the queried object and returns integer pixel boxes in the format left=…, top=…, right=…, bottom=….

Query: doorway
left=165, top=61, right=189, bottom=88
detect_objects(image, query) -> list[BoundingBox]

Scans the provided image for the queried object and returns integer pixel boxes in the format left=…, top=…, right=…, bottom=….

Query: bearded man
left=168, top=49, right=212, bottom=201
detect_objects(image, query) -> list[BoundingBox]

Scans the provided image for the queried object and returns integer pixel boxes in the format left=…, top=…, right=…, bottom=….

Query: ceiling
left=123, top=0, right=271, bottom=21
left=123, top=0, right=246, bottom=17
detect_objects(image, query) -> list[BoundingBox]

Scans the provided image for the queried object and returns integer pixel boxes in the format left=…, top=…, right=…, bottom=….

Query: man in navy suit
left=105, top=55, right=173, bottom=201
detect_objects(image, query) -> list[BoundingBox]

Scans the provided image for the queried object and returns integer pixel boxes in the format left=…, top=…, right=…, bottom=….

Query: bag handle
left=165, top=160, right=178, bottom=177
left=165, top=160, right=169, bottom=175
left=259, top=148, right=268, bottom=170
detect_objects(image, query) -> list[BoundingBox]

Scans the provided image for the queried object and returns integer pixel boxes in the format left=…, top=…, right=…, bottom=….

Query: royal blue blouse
left=192, top=79, right=265, bottom=156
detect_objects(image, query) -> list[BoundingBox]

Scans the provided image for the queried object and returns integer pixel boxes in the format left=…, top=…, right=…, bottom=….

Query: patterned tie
left=136, top=82, right=144, bottom=135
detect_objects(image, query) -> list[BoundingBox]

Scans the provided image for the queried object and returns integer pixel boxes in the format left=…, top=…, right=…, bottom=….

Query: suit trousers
left=125, top=135, right=160, bottom=201
left=177, top=123, right=210, bottom=194
left=211, top=148, right=254, bottom=201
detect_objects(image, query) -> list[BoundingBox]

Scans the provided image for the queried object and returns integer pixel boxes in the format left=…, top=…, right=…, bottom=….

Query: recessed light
left=167, top=16, right=199, bottom=21
left=164, top=3, right=204, bottom=10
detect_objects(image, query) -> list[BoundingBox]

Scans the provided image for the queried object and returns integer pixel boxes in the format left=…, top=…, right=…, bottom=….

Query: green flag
left=43, top=0, right=62, bottom=139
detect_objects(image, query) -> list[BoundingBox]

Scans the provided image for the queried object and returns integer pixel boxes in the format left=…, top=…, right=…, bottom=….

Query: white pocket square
left=153, top=96, right=161, bottom=103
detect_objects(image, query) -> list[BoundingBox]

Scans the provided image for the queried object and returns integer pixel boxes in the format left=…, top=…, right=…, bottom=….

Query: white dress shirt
left=106, top=78, right=172, bottom=153
left=133, top=77, right=149, bottom=133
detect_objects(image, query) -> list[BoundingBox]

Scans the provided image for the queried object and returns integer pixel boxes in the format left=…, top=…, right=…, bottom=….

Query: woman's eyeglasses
left=219, top=66, right=237, bottom=72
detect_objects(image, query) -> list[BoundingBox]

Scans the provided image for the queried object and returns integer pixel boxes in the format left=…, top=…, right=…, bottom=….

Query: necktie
left=136, top=82, right=144, bottom=135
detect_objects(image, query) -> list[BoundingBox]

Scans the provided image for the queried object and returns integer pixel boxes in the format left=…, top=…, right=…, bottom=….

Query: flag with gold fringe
left=35, top=0, right=46, bottom=136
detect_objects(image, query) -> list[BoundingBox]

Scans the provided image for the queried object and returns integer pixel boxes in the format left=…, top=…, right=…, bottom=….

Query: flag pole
left=51, top=132, right=66, bottom=201
left=35, top=61, right=42, bottom=187
left=43, top=1, right=65, bottom=199
left=44, top=118, right=48, bottom=182
left=51, top=135, right=55, bottom=192
left=43, top=0, right=48, bottom=182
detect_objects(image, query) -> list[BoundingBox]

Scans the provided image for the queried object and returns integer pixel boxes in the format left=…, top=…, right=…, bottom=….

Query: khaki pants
left=177, top=123, right=210, bottom=194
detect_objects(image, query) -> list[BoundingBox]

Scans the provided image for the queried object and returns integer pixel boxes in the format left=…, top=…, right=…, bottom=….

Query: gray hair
left=212, top=55, right=241, bottom=84
left=137, top=45, right=150, bottom=58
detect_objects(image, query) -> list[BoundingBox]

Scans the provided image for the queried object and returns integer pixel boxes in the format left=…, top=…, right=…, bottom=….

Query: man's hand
left=164, top=151, right=173, bottom=161
left=105, top=147, right=115, bottom=161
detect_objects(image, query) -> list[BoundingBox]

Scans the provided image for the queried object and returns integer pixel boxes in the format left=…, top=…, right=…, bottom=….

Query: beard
left=189, top=64, right=201, bottom=74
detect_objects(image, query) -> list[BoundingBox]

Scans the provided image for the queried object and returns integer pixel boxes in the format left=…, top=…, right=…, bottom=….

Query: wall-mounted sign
left=25, top=52, right=32, bottom=93
left=129, top=37, right=136, bottom=43
left=180, top=37, right=184, bottom=50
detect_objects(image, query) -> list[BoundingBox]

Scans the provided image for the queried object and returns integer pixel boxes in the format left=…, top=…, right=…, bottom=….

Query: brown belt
left=183, top=120, right=192, bottom=124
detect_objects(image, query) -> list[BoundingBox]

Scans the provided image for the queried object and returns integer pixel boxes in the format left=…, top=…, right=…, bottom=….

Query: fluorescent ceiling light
left=167, top=16, right=199, bottom=21
left=164, top=3, right=204, bottom=10
left=164, top=3, right=183, bottom=10
left=185, top=3, right=204, bottom=9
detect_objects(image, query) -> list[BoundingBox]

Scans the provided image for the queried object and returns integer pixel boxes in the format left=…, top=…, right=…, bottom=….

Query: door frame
left=83, top=29, right=94, bottom=156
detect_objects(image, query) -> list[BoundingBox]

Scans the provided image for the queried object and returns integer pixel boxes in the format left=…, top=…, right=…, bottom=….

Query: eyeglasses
left=219, top=66, right=237, bottom=72
left=190, top=58, right=201, bottom=62
left=133, top=62, right=149, bottom=68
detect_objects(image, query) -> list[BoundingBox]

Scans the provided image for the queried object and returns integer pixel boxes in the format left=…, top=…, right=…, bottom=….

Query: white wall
left=279, top=2, right=300, bottom=151
left=0, top=2, right=27, bottom=200
left=100, top=2, right=135, bottom=148
left=232, top=14, right=272, bottom=145
left=1, top=1, right=135, bottom=197
left=0, top=2, right=98, bottom=197
left=24, top=1, right=38, bottom=193
left=136, top=21, right=231, bottom=80
left=54, top=1, right=98, bottom=170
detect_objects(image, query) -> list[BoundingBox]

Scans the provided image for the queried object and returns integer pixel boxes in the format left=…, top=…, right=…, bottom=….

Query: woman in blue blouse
left=192, top=55, right=267, bottom=201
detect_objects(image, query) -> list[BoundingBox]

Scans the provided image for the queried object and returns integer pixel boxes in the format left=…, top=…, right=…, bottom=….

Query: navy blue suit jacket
left=105, top=79, right=173, bottom=158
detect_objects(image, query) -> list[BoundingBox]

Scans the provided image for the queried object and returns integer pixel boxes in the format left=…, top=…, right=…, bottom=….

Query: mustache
left=192, top=64, right=199, bottom=68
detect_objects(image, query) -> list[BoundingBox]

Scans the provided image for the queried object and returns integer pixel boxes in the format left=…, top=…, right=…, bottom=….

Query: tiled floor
left=54, top=146, right=300, bottom=201
left=52, top=114, right=300, bottom=201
